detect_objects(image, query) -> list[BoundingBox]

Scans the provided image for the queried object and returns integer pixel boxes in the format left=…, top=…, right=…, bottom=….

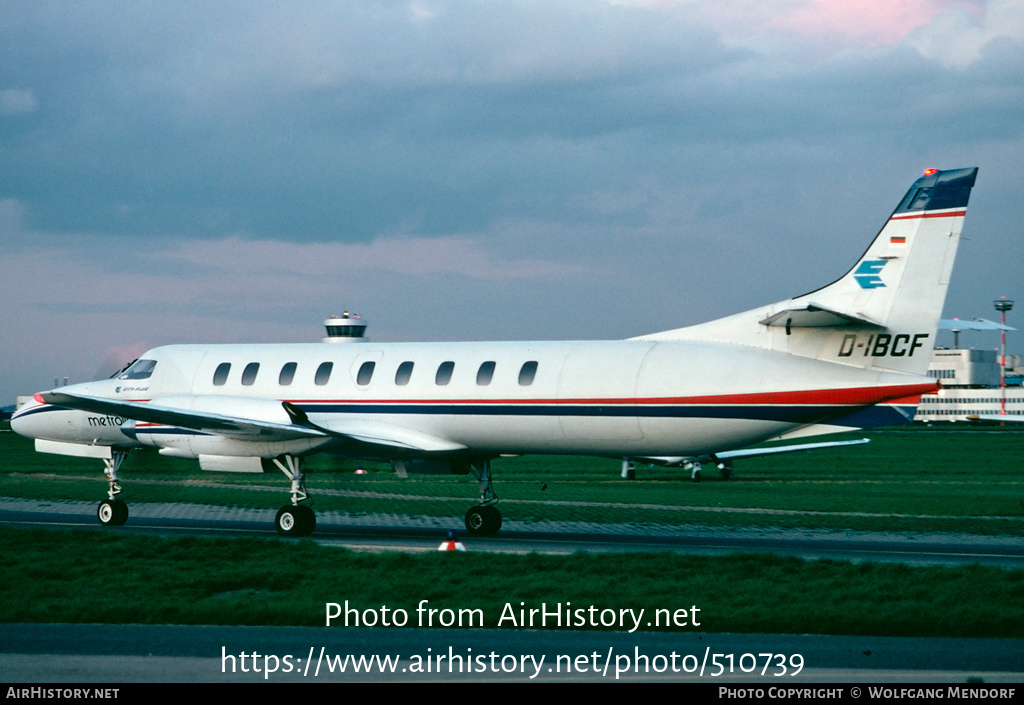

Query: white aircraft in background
left=12, top=167, right=979, bottom=537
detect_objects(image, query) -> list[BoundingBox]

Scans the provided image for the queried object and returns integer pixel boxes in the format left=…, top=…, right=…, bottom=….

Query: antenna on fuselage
left=323, top=311, right=368, bottom=343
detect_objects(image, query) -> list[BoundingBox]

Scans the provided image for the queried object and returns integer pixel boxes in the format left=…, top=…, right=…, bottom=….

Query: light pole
left=994, top=297, right=1014, bottom=415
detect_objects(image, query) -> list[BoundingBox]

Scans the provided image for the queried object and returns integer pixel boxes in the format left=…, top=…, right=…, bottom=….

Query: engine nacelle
left=198, top=455, right=268, bottom=473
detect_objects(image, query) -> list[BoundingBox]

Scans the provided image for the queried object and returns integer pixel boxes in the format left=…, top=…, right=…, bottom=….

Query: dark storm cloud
left=0, top=1, right=746, bottom=241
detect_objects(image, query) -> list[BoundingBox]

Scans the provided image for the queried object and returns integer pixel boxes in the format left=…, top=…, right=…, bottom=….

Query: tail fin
left=639, top=167, right=978, bottom=376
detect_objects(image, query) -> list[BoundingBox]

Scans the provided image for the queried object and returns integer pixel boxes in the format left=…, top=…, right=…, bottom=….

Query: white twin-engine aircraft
left=12, top=167, right=978, bottom=537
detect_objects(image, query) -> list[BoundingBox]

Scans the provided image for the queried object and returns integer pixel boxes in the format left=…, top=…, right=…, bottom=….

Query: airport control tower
left=322, top=312, right=368, bottom=343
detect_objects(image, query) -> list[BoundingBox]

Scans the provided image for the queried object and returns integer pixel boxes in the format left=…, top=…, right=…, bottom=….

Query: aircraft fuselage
left=14, top=339, right=934, bottom=461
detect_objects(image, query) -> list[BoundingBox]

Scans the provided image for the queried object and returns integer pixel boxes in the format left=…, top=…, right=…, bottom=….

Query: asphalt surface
left=2, top=497, right=1024, bottom=567
left=1, top=623, right=1023, bottom=683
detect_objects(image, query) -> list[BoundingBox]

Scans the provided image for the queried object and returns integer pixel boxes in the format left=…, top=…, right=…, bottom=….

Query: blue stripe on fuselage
left=294, top=402, right=867, bottom=424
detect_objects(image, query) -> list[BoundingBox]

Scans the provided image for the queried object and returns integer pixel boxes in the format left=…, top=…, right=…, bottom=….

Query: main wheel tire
left=276, top=505, right=316, bottom=537
left=465, top=505, right=502, bottom=536
left=483, top=505, right=502, bottom=534
left=98, top=499, right=128, bottom=526
left=295, top=505, right=316, bottom=536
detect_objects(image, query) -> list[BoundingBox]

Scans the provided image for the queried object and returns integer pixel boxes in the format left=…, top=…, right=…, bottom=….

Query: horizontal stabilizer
left=640, top=437, right=869, bottom=466
left=759, top=302, right=883, bottom=329
left=967, top=414, right=1024, bottom=423
left=713, top=437, right=870, bottom=459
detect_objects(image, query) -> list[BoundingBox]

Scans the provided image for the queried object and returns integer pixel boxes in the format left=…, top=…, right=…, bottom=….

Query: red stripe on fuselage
left=286, top=382, right=938, bottom=407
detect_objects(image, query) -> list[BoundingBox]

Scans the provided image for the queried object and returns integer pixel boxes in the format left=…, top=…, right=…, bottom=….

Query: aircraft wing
left=39, top=392, right=467, bottom=454
left=40, top=392, right=329, bottom=442
left=282, top=402, right=468, bottom=453
left=639, top=437, right=870, bottom=466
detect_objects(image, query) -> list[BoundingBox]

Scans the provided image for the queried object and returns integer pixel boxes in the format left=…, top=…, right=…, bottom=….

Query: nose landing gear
left=96, top=450, right=130, bottom=526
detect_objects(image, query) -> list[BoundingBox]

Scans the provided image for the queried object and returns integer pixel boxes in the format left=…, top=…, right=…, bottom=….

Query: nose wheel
left=275, top=504, right=316, bottom=537
left=98, top=498, right=129, bottom=526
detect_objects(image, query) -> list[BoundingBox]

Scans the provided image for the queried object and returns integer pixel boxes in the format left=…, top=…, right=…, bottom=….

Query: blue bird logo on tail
left=854, top=260, right=887, bottom=289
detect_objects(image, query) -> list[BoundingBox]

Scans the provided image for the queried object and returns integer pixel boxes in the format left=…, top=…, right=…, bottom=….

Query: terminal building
left=914, top=317, right=1022, bottom=423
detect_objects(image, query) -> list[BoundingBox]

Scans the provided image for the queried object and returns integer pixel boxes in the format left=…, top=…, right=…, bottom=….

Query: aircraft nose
left=10, top=395, right=49, bottom=439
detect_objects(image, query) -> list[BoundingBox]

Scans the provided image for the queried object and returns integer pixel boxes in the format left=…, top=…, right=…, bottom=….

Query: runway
left=2, top=497, right=1023, bottom=568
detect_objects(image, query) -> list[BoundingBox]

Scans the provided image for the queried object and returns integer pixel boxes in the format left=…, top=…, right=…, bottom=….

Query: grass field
left=2, top=423, right=1023, bottom=637
left=1, top=524, right=1022, bottom=637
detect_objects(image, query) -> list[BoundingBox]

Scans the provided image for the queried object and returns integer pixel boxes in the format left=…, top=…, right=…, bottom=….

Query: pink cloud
left=768, top=0, right=982, bottom=47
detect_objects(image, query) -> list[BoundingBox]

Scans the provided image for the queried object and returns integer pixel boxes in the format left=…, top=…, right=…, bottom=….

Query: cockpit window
left=118, top=359, right=157, bottom=380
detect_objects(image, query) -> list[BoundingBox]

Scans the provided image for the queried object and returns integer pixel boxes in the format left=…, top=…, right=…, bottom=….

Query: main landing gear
left=272, top=455, right=316, bottom=537
left=718, top=461, right=734, bottom=481
left=464, top=459, right=502, bottom=536
left=96, top=449, right=130, bottom=526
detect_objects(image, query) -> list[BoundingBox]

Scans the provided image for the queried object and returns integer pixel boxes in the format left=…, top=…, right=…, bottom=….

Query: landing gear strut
left=96, top=449, right=129, bottom=526
left=464, top=459, right=502, bottom=536
left=621, top=458, right=636, bottom=480
left=688, top=461, right=702, bottom=482
left=272, top=455, right=316, bottom=537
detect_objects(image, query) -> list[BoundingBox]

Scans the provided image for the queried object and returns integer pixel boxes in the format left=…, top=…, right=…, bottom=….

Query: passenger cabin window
left=241, top=362, right=260, bottom=386
left=213, top=362, right=231, bottom=386
left=476, top=361, right=496, bottom=386
left=395, top=361, right=414, bottom=386
left=518, top=361, right=538, bottom=386
left=118, top=359, right=157, bottom=380
left=315, top=362, right=333, bottom=386
left=279, top=362, right=297, bottom=386
left=356, top=361, right=376, bottom=386
left=435, top=361, right=455, bottom=386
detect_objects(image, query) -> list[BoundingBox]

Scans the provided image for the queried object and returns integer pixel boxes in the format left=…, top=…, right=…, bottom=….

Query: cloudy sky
left=1, top=0, right=1022, bottom=403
